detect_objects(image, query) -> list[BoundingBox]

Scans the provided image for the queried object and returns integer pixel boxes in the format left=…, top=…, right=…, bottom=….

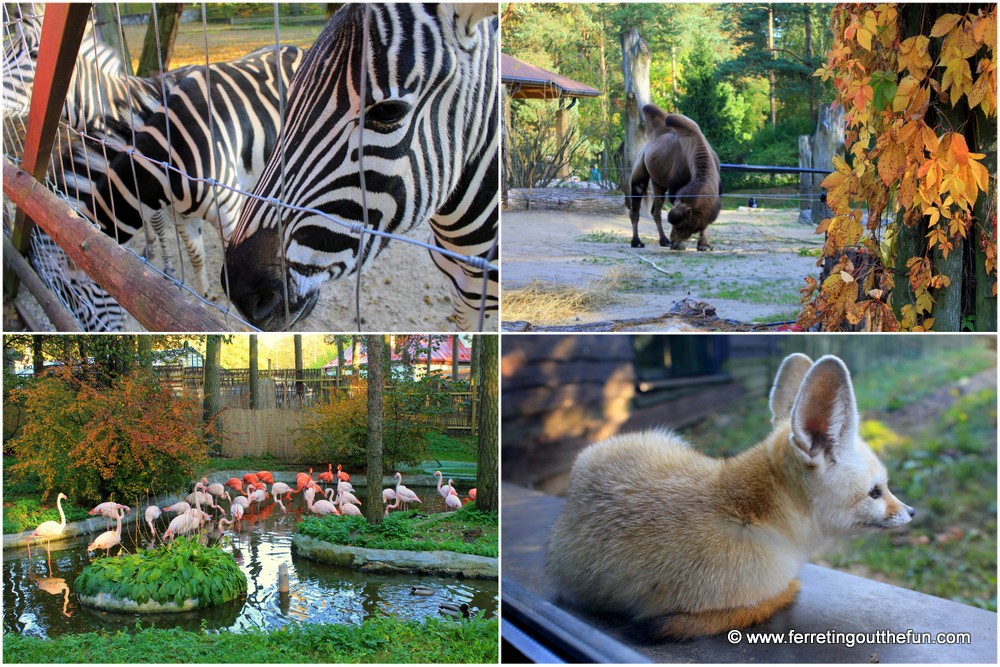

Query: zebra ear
left=441, top=4, right=496, bottom=45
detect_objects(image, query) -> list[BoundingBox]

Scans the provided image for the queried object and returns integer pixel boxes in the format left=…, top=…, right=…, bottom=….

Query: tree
left=475, top=336, right=498, bottom=514
left=136, top=3, right=183, bottom=77
left=801, top=4, right=996, bottom=331
left=364, top=335, right=385, bottom=524
left=678, top=36, right=729, bottom=147
left=203, top=335, right=222, bottom=456
left=248, top=335, right=259, bottom=409
left=294, top=334, right=304, bottom=401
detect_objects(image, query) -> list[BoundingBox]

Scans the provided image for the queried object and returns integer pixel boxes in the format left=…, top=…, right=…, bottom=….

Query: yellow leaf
left=857, top=27, right=873, bottom=51
left=893, top=75, right=920, bottom=112
left=877, top=141, right=907, bottom=186
left=915, top=289, right=935, bottom=314
left=846, top=300, right=869, bottom=325
left=931, top=13, right=963, bottom=38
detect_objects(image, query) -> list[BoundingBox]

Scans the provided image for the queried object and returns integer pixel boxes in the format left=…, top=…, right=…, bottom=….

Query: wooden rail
left=3, top=160, right=252, bottom=332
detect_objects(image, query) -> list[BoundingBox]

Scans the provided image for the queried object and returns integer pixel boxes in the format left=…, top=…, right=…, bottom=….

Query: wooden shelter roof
left=501, top=53, right=601, bottom=100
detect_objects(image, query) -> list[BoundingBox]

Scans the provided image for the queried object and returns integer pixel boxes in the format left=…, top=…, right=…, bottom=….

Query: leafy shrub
left=74, top=537, right=246, bottom=608
left=6, top=368, right=211, bottom=505
left=296, top=376, right=458, bottom=470
left=2, top=497, right=90, bottom=535
left=297, top=504, right=498, bottom=558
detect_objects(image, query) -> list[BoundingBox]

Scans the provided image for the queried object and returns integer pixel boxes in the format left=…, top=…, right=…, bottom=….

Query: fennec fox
left=546, top=353, right=915, bottom=640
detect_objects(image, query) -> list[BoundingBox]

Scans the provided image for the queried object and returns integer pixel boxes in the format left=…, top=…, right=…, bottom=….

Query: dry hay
left=502, top=264, right=643, bottom=325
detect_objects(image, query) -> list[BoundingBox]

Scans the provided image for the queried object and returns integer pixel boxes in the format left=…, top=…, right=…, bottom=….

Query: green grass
left=705, top=279, right=799, bottom=305
left=575, top=230, right=630, bottom=244
left=297, top=505, right=498, bottom=558
left=3, top=616, right=499, bottom=663
left=678, top=347, right=997, bottom=611
left=424, top=432, right=478, bottom=463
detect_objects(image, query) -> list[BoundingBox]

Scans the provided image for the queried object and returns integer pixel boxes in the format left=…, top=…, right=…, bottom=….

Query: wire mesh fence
left=2, top=2, right=500, bottom=332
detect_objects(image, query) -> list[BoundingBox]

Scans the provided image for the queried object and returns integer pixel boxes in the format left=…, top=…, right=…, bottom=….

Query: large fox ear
left=441, top=4, right=496, bottom=47
left=769, top=353, right=813, bottom=426
left=789, top=355, right=859, bottom=463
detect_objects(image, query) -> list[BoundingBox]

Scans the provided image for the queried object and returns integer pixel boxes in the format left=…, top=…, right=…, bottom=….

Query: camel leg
left=648, top=578, right=800, bottom=641
left=697, top=228, right=711, bottom=252
left=650, top=183, right=670, bottom=247
left=629, top=160, right=650, bottom=248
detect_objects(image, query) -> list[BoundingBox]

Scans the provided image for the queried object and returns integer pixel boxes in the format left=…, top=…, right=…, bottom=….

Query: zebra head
left=223, top=3, right=498, bottom=331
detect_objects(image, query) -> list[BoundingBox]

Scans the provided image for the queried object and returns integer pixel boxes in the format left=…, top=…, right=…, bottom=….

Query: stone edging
left=78, top=592, right=202, bottom=614
left=292, top=534, right=498, bottom=579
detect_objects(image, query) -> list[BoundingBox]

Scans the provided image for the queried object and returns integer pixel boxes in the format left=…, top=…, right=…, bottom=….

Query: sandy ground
left=501, top=206, right=824, bottom=329
left=121, top=219, right=458, bottom=332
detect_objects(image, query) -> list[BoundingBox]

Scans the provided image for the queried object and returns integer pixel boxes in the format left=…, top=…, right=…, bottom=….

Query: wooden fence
left=218, top=409, right=309, bottom=460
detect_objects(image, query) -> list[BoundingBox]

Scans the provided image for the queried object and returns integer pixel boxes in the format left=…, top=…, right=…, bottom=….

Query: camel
left=628, top=105, right=722, bottom=251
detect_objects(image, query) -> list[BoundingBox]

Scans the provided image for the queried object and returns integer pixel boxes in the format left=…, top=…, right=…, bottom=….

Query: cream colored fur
left=546, top=353, right=915, bottom=640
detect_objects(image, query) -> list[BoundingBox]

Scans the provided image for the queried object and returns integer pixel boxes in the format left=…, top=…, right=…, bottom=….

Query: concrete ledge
left=292, top=534, right=498, bottom=579
left=78, top=593, right=202, bottom=614
left=502, top=482, right=997, bottom=663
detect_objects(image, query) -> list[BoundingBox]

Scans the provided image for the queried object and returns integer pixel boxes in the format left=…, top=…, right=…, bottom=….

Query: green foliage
left=2, top=496, right=90, bottom=534
left=296, top=375, right=460, bottom=471
left=6, top=368, right=211, bottom=505
left=297, top=504, right=498, bottom=558
left=3, top=616, right=499, bottom=664
left=74, top=537, right=246, bottom=609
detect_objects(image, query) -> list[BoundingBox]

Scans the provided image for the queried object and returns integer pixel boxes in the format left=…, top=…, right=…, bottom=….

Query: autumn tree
left=801, top=4, right=996, bottom=331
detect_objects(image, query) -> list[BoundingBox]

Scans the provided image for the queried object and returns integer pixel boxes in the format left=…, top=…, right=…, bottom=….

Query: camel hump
left=641, top=104, right=668, bottom=134
left=662, top=113, right=705, bottom=136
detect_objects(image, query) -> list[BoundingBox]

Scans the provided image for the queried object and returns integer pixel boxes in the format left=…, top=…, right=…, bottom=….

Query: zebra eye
left=364, top=100, right=411, bottom=128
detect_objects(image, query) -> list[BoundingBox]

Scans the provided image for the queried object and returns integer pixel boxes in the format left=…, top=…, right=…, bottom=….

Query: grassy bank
left=3, top=616, right=498, bottom=663
left=2, top=475, right=91, bottom=534
left=297, top=504, right=498, bottom=558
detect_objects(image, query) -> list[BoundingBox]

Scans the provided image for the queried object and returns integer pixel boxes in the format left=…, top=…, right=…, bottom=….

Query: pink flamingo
left=243, top=473, right=260, bottom=487
left=336, top=464, right=351, bottom=482
left=434, top=471, right=454, bottom=499
left=318, top=464, right=335, bottom=485
left=162, top=500, right=191, bottom=515
left=27, top=493, right=68, bottom=562
left=88, top=502, right=131, bottom=531
left=445, top=492, right=462, bottom=511
left=382, top=488, right=396, bottom=505
left=256, top=471, right=274, bottom=485
left=335, top=487, right=361, bottom=506
left=87, top=507, right=123, bottom=557
left=270, top=482, right=293, bottom=500
left=338, top=502, right=361, bottom=516
left=224, top=478, right=244, bottom=494
left=162, top=512, right=199, bottom=540
left=383, top=494, right=402, bottom=516
left=275, top=497, right=287, bottom=513
left=306, top=490, right=339, bottom=517
left=393, top=472, right=422, bottom=510
left=336, top=477, right=354, bottom=494
left=144, top=506, right=161, bottom=539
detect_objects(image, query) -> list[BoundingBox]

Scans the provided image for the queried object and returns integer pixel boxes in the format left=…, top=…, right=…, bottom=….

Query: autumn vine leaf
left=799, top=3, right=996, bottom=332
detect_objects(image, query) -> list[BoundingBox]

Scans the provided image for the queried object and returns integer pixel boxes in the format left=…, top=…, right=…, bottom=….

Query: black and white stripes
left=224, top=3, right=499, bottom=331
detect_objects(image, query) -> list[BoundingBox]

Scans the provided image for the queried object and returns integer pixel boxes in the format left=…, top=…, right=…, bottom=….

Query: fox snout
left=872, top=489, right=916, bottom=529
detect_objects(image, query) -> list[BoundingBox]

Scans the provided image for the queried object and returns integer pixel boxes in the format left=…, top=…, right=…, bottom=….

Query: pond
left=3, top=487, right=497, bottom=639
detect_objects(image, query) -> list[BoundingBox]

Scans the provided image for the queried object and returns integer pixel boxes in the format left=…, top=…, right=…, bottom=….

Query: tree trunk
left=811, top=104, right=845, bottom=225
left=620, top=28, right=652, bottom=192
left=931, top=100, right=968, bottom=331
left=475, top=336, right=498, bottom=514
left=364, top=335, right=385, bottom=524
left=804, top=4, right=816, bottom=124
left=469, top=334, right=480, bottom=436
left=294, top=335, right=304, bottom=401
left=798, top=135, right=812, bottom=220
left=335, top=338, right=345, bottom=389
left=91, top=3, right=132, bottom=74
left=972, top=102, right=997, bottom=331
left=137, top=335, right=152, bottom=372
left=203, top=335, right=222, bottom=456
left=451, top=335, right=459, bottom=382
left=767, top=4, right=776, bottom=128
left=351, top=337, right=360, bottom=375
left=136, top=3, right=183, bottom=78
left=32, top=335, right=44, bottom=375
left=249, top=335, right=259, bottom=409
left=671, top=43, right=678, bottom=112
left=425, top=336, right=433, bottom=378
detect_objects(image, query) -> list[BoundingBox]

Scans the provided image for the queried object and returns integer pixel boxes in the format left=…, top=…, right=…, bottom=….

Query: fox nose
left=905, top=505, right=916, bottom=518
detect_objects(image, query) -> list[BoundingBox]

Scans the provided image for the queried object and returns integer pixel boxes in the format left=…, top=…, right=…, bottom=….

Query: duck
left=410, top=586, right=434, bottom=596
left=438, top=602, right=472, bottom=620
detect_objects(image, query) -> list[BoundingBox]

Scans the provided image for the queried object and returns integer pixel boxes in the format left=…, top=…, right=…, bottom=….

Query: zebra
left=28, top=229, right=127, bottom=331
left=55, top=44, right=305, bottom=300
left=223, top=3, right=499, bottom=331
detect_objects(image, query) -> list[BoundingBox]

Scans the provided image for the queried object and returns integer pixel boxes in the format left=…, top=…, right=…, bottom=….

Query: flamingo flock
left=27, top=465, right=473, bottom=563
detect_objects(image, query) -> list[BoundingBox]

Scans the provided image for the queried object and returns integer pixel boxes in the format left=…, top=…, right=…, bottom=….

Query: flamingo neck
left=57, top=496, right=66, bottom=527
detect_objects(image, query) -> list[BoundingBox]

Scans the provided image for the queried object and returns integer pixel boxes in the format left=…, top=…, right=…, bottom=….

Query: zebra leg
left=148, top=209, right=180, bottom=280
left=175, top=217, right=212, bottom=299
left=650, top=183, right=670, bottom=247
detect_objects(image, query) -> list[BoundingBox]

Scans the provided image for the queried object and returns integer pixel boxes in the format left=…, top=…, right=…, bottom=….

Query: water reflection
left=3, top=489, right=496, bottom=639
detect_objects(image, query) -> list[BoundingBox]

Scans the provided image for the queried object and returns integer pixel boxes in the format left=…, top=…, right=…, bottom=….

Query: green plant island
left=74, top=538, right=246, bottom=613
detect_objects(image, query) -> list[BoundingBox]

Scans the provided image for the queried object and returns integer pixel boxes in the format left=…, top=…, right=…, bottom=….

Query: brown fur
left=546, top=354, right=915, bottom=641
left=627, top=105, right=722, bottom=250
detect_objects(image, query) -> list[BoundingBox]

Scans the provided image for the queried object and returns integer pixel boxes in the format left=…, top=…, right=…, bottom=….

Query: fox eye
left=868, top=485, right=882, bottom=499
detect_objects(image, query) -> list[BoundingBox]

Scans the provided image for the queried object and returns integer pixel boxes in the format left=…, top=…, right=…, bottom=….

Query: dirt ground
left=501, top=206, right=824, bottom=330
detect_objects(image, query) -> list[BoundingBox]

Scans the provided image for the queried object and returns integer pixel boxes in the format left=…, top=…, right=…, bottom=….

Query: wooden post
left=5, top=2, right=92, bottom=300
left=3, top=161, right=251, bottom=331
left=555, top=100, right=569, bottom=179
